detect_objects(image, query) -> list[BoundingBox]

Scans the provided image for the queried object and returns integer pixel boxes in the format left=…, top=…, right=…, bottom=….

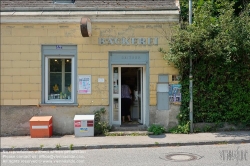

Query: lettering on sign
left=56, top=45, right=62, bottom=49
left=80, top=127, right=88, bottom=132
left=74, top=120, right=81, bottom=127
left=122, top=56, right=141, bottom=60
left=98, top=37, right=158, bottom=46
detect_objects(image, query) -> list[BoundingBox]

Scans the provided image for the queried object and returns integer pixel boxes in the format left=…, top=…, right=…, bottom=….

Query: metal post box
left=74, top=115, right=94, bottom=137
left=29, top=116, right=53, bottom=138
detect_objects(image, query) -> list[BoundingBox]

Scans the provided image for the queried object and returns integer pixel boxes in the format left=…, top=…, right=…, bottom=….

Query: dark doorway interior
left=121, top=67, right=142, bottom=126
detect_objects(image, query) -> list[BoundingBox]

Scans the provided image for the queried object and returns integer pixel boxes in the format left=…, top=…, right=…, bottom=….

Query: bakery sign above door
left=98, top=37, right=158, bottom=46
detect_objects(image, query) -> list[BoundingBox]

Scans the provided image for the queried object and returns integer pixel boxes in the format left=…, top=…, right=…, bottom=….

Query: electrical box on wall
left=157, top=83, right=169, bottom=92
left=157, top=75, right=169, bottom=110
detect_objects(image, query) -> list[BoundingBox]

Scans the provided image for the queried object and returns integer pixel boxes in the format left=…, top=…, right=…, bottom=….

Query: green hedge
left=160, top=1, right=250, bottom=126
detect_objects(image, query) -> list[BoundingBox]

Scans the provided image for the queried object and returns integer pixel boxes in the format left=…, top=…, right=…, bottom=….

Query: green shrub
left=94, top=108, right=111, bottom=135
left=169, top=122, right=190, bottom=134
left=148, top=124, right=166, bottom=135
left=160, top=1, right=250, bottom=128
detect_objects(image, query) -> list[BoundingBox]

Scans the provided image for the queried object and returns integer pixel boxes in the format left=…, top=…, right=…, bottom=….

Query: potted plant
left=67, top=84, right=71, bottom=99
left=59, top=92, right=67, bottom=99
left=52, top=84, right=60, bottom=99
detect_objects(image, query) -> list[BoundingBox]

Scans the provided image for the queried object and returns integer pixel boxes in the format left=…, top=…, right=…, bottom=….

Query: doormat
left=121, top=121, right=142, bottom=127
left=120, top=124, right=142, bottom=127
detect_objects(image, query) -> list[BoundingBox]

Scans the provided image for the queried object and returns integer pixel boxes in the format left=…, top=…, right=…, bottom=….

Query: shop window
left=44, top=56, right=75, bottom=104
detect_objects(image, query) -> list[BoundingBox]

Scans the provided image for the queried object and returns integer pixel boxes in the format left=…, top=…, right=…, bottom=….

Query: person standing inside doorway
left=121, top=79, right=132, bottom=123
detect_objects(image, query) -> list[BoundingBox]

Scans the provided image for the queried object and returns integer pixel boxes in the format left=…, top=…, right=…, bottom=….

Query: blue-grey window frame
left=41, top=45, right=77, bottom=105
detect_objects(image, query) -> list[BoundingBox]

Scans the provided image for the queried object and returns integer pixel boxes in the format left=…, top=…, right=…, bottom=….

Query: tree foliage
left=180, top=0, right=249, bottom=22
left=160, top=1, right=250, bottom=126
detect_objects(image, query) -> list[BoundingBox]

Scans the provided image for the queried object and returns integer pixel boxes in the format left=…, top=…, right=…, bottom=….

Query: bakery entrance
left=111, top=65, right=145, bottom=125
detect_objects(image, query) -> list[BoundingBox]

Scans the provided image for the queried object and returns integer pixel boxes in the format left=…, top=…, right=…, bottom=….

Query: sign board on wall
left=98, top=37, right=158, bottom=45
left=78, top=75, right=91, bottom=94
left=169, top=84, right=181, bottom=102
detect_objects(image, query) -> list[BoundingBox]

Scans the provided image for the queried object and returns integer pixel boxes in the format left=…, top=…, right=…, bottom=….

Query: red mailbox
left=29, top=116, right=53, bottom=138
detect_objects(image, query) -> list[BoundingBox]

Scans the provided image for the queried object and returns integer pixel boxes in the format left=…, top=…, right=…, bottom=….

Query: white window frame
left=44, top=56, right=75, bottom=104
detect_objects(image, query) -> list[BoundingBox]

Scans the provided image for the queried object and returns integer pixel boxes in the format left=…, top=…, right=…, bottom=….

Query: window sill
left=39, top=103, right=79, bottom=107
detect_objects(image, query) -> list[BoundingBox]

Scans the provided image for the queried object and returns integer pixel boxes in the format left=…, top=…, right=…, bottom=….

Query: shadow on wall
left=0, top=106, right=109, bottom=136
left=150, top=104, right=180, bottom=131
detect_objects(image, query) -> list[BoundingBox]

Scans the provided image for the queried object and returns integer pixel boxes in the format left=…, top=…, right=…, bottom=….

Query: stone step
left=111, top=125, right=148, bottom=131
left=107, top=131, right=153, bottom=136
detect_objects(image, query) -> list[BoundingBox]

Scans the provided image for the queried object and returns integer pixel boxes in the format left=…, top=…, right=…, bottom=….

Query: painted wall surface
left=0, top=22, right=179, bottom=106
left=0, top=22, right=180, bottom=135
left=0, top=104, right=180, bottom=136
left=0, top=106, right=109, bottom=136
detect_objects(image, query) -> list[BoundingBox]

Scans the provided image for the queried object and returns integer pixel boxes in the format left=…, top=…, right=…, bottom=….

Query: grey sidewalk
left=1, top=131, right=250, bottom=151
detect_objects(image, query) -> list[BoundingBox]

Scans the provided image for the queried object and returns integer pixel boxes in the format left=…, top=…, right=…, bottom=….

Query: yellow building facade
left=1, top=23, right=179, bottom=105
left=1, top=1, right=181, bottom=135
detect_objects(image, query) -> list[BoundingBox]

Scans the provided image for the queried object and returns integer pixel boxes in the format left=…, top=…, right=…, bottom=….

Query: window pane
left=48, top=58, right=72, bottom=100
left=65, top=59, right=71, bottom=72
left=50, top=73, right=62, bottom=94
left=113, top=98, right=119, bottom=121
left=113, top=67, right=119, bottom=94
left=65, top=73, right=71, bottom=98
left=50, top=59, right=62, bottom=72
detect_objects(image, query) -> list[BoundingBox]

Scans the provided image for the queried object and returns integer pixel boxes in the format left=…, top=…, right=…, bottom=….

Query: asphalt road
left=1, top=143, right=249, bottom=166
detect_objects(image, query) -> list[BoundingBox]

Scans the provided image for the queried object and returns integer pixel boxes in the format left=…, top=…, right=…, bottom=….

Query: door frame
left=109, top=51, right=149, bottom=127
left=136, top=67, right=143, bottom=124
left=111, top=65, right=146, bottom=125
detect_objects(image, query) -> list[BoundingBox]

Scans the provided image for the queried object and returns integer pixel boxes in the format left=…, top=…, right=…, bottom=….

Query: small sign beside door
left=78, top=75, right=91, bottom=94
left=98, top=78, right=105, bottom=83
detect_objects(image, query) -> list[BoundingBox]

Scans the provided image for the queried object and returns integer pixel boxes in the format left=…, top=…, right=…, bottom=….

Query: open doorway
left=109, top=52, right=149, bottom=128
left=111, top=65, right=145, bottom=126
left=121, top=67, right=143, bottom=126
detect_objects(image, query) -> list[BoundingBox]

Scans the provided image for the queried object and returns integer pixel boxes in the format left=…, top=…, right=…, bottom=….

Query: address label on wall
left=98, top=78, right=105, bottom=83
left=56, top=45, right=62, bottom=49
